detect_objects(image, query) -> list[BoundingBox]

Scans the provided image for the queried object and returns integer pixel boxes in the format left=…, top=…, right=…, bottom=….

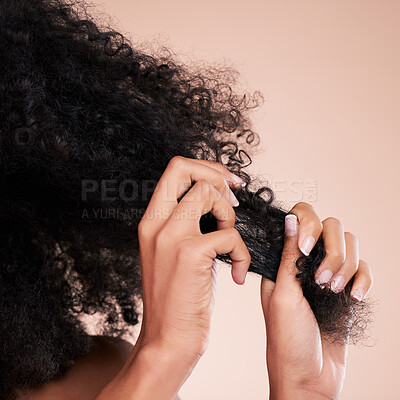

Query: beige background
left=94, top=0, right=399, bottom=398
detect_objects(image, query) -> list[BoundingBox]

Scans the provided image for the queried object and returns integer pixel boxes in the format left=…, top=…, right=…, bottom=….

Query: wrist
left=269, top=376, right=334, bottom=400
left=270, top=387, right=334, bottom=400
left=99, top=339, right=199, bottom=400
left=129, top=339, right=200, bottom=380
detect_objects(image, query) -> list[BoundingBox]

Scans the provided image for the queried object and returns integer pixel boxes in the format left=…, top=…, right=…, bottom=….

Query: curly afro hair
left=0, top=0, right=371, bottom=398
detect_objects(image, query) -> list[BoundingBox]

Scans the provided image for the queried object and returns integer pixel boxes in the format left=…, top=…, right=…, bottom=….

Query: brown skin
left=17, top=157, right=372, bottom=400
left=261, top=208, right=373, bottom=400
left=16, top=336, right=134, bottom=400
left=16, top=336, right=182, bottom=400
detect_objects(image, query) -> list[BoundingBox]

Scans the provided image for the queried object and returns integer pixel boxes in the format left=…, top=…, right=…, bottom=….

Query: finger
left=188, top=227, right=251, bottom=285
left=163, top=179, right=236, bottom=236
left=189, top=158, right=246, bottom=188
left=274, top=214, right=303, bottom=299
left=260, top=277, right=276, bottom=314
left=290, top=202, right=323, bottom=256
left=164, top=157, right=240, bottom=205
left=315, top=217, right=346, bottom=287
left=144, top=156, right=239, bottom=231
left=350, top=260, right=373, bottom=301
left=329, top=232, right=359, bottom=293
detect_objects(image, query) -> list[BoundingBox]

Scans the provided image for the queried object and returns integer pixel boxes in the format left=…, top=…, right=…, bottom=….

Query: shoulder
left=68, top=335, right=134, bottom=378
left=67, top=335, right=135, bottom=387
left=89, top=335, right=134, bottom=362
left=86, top=337, right=183, bottom=400
left=90, top=337, right=182, bottom=400
left=16, top=335, right=135, bottom=400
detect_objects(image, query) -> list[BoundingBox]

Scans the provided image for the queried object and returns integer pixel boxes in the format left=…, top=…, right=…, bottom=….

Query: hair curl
left=0, top=0, right=370, bottom=398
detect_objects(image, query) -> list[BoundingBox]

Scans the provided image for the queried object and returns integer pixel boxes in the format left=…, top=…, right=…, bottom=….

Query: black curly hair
left=0, top=0, right=370, bottom=398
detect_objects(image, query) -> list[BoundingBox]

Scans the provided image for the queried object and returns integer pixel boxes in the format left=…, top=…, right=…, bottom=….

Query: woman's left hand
left=261, top=202, right=373, bottom=400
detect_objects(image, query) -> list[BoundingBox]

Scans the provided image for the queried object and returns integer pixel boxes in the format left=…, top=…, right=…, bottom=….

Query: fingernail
left=300, top=236, right=315, bottom=256
left=352, top=288, right=364, bottom=302
left=316, top=269, right=333, bottom=286
left=229, top=189, right=239, bottom=207
left=285, top=214, right=298, bottom=236
left=330, top=275, right=345, bottom=293
left=230, top=173, right=246, bottom=187
left=224, top=178, right=240, bottom=207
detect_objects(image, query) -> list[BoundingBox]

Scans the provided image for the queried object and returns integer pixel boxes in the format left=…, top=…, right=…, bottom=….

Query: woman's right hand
left=137, top=157, right=250, bottom=359
left=97, top=156, right=251, bottom=400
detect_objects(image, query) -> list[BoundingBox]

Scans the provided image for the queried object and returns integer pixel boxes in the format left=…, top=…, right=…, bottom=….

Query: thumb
left=274, top=214, right=303, bottom=297
left=261, top=214, right=303, bottom=315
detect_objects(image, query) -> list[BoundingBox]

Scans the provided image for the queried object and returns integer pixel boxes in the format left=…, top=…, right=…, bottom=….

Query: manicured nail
left=330, top=275, right=345, bottom=293
left=230, top=173, right=246, bottom=187
left=285, top=214, right=298, bottom=236
left=224, top=178, right=239, bottom=207
left=300, top=236, right=315, bottom=256
left=229, top=189, right=239, bottom=207
left=352, top=288, right=364, bottom=302
left=316, top=269, right=333, bottom=286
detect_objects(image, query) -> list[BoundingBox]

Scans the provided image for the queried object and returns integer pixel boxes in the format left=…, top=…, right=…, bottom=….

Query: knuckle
left=326, top=249, right=346, bottom=265
left=167, top=155, right=186, bottom=170
left=323, top=216, right=343, bottom=228
left=194, top=178, right=208, bottom=189
left=195, top=179, right=215, bottom=200
left=302, top=219, right=320, bottom=233
left=293, top=201, right=313, bottom=211
left=245, top=250, right=252, bottom=265
left=219, top=207, right=236, bottom=227
left=210, top=161, right=232, bottom=177
left=360, top=259, right=371, bottom=271
left=347, top=261, right=359, bottom=275
left=280, top=251, right=298, bottom=264
left=138, top=217, right=151, bottom=239
left=345, top=231, right=358, bottom=244
left=226, top=227, right=240, bottom=241
left=309, top=218, right=324, bottom=233
left=207, top=159, right=226, bottom=169
left=215, top=172, right=228, bottom=190
left=198, top=158, right=228, bottom=172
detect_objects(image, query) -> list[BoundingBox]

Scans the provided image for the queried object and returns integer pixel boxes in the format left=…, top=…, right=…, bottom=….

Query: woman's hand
left=97, top=156, right=250, bottom=400
left=261, top=203, right=373, bottom=400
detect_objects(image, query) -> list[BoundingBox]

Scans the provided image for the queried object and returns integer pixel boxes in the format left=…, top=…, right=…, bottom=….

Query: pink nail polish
left=285, top=214, right=298, bottom=236
left=229, top=189, right=239, bottom=207
left=352, top=288, right=363, bottom=302
left=316, top=269, right=333, bottom=286
left=224, top=178, right=239, bottom=207
left=330, top=276, right=345, bottom=293
left=300, top=236, right=315, bottom=256
left=230, top=173, right=246, bottom=187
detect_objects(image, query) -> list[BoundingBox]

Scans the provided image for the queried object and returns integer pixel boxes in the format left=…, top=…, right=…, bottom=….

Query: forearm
left=270, top=388, right=334, bottom=400
left=95, top=340, right=198, bottom=400
left=269, top=377, right=335, bottom=400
